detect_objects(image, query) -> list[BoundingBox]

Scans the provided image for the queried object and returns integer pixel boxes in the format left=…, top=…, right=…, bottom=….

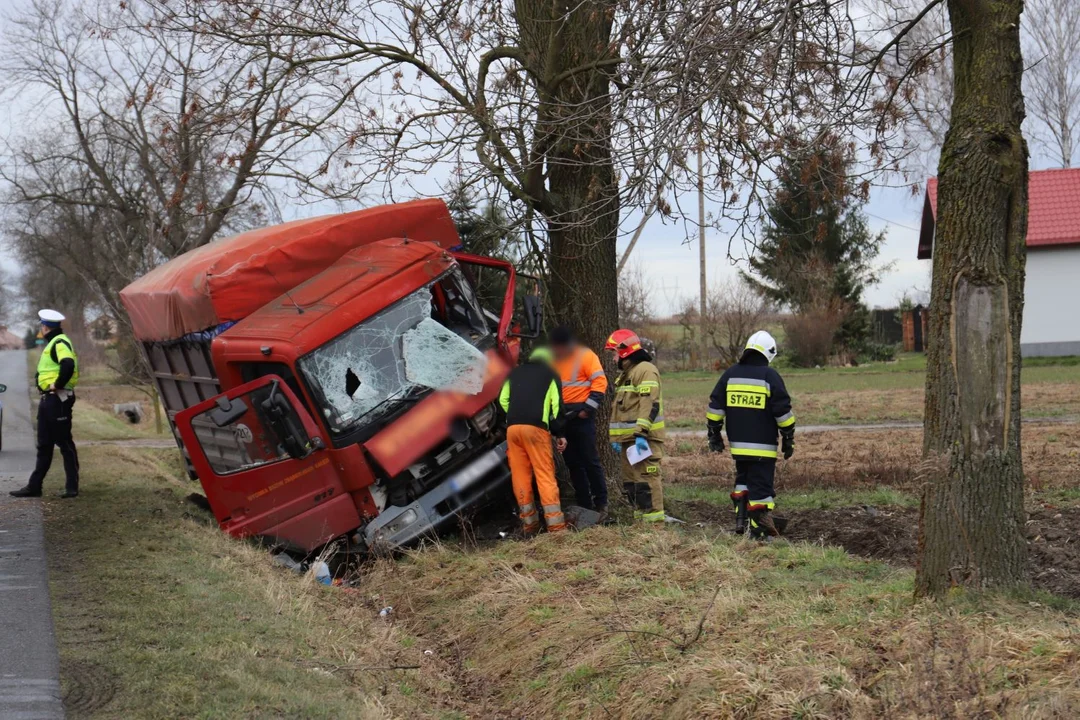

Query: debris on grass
left=112, top=401, right=144, bottom=424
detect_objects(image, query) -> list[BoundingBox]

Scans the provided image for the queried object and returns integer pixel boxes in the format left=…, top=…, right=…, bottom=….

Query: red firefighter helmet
left=604, top=328, right=643, bottom=360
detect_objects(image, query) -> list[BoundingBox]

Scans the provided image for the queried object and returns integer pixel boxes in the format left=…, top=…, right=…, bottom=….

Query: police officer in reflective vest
left=706, top=331, right=795, bottom=539
left=605, top=328, right=665, bottom=522
left=11, top=310, right=81, bottom=499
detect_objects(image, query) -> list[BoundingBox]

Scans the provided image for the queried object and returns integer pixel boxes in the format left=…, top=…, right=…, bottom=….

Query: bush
left=782, top=306, right=843, bottom=367
left=857, top=341, right=899, bottom=363
left=704, top=280, right=773, bottom=368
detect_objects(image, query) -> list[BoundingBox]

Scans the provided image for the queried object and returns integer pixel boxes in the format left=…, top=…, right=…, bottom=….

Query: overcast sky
left=614, top=182, right=933, bottom=316
left=0, top=1, right=1062, bottom=321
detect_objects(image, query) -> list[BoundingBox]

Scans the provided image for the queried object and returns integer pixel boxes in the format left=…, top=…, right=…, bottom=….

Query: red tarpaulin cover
left=120, top=200, right=460, bottom=341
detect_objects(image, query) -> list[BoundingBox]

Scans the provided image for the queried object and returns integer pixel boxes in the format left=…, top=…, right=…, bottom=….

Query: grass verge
left=44, top=444, right=1080, bottom=718
left=367, top=525, right=1080, bottom=717
left=26, top=352, right=165, bottom=441
left=70, top=399, right=166, bottom=442
left=44, top=446, right=462, bottom=719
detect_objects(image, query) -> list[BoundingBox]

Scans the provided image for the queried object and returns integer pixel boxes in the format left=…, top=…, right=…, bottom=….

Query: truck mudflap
left=365, top=442, right=509, bottom=548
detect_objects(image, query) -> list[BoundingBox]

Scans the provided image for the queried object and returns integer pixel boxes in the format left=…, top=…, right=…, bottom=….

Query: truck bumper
left=364, top=442, right=509, bottom=548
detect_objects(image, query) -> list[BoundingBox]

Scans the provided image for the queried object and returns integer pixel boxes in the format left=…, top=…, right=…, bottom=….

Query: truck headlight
left=375, top=508, right=418, bottom=540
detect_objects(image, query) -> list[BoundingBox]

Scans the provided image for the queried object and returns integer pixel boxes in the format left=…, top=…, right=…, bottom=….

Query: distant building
left=918, top=168, right=1080, bottom=357
left=0, top=326, right=22, bottom=351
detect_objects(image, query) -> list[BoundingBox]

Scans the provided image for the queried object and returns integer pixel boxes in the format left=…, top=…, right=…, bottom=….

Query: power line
left=866, top=212, right=920, bottom=232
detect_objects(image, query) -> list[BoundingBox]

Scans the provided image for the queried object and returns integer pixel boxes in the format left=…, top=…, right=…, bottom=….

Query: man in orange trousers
left=499, top=346, right=568, bottom=533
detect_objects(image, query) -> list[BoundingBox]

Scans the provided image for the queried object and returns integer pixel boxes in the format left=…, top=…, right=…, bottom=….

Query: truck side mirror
left=510, top=274, right=543, bottom=339
left=261, top=380, right=313, bottom=459
left=210, top=396, right=248, bottom=427
left=522, top=294, right=542, bottom=337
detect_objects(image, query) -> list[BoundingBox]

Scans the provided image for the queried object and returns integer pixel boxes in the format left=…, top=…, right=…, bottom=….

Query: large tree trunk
left=515, top=0, right=624, bottom=508
left=548, top=151, right=624, bottom=513
left=915, top=0, right=1029, bottom=596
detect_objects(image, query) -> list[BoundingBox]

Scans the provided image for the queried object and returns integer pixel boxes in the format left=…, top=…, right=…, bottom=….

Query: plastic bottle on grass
left=311, top=561, right=332, bottom=585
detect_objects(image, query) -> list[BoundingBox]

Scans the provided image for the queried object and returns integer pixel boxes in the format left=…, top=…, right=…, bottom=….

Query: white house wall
left=1021, top=245, right=1080, bottom=356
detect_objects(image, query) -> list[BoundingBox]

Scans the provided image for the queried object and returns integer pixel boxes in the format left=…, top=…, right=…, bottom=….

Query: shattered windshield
left=298, top=268, right=491, bottom=437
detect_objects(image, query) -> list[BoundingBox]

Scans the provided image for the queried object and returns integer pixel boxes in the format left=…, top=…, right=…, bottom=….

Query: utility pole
left=616, top=199, right=657, bottom=276
left=697, top=118, right=708, bottom=370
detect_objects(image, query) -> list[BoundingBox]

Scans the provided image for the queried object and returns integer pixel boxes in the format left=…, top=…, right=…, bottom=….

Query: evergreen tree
left=742, top=133, right=885, bottom=349
left=446, top=181, right=520, bottom=260
left=446, top=181, right=532, bottom=315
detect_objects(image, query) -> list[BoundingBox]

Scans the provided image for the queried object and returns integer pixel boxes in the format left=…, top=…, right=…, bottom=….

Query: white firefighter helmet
left=745, top=330, right=778, bottom=364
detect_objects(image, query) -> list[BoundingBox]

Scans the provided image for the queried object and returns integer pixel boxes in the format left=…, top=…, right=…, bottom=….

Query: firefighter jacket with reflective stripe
left=37, top=332, right=79, bottom=391
left=610, top=359, right=665, bottom=443
left=499, top=349, right=565, bottom=435
left=706, top=355, right=793, bottom=459
left=554, top=346, right=608, bottom=415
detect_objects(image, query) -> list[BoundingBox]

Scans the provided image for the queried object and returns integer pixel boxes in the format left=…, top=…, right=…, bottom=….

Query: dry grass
left=45, top=446, right=465, bottom=719
left=44, top=443, right=1080, bottom=718
left=364, top=526, right=1080, bottom=719
left=665, top=424, right=1080, bottom=497
left=71, top=384, right=168, bottom=441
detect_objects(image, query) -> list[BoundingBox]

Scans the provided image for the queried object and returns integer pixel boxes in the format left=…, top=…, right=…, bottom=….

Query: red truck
left=120, top=200, right=540, bottom=553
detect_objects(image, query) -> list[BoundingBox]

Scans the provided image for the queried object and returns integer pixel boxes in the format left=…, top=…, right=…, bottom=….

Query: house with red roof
left=0, top=326, right=22, bottom=351
left=918, top=167, right=1080, bottom=357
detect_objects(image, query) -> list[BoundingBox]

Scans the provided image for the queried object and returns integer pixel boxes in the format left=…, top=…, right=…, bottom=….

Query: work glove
left=611, top=441, right=622, bottom=454
left=635, top=436, right=650, bottom=454
left=707, top=426, right=725, bottom=453
left=780, top=427, right=795, bottom=459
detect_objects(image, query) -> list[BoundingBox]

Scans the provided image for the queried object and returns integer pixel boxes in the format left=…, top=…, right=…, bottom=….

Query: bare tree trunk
left=697, top=124, right=708, bottom=371
left=546, top=116, right=623, bottom=511
left=517, top=0, right=624, bottom=509
left=153, top=386, right=164, bottom=435
left=548, top=193, right=624, bottom=512
left=915, top=0, right=1029, bottom=596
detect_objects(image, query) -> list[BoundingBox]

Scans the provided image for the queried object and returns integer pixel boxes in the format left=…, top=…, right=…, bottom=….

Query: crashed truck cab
left=119, top=201, right=541, bottom=553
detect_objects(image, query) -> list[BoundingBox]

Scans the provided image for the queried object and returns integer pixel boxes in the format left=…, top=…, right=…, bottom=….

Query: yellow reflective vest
left=609, top=359, right=665, bottom=443
left=37, top=333, right=79, bottom=391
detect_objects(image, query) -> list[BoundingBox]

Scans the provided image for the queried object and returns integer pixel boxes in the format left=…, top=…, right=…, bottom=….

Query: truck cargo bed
left=143, top=338, right=222, bottom=475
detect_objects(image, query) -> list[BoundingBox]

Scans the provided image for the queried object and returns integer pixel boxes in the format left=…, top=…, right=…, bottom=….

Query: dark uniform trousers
left=562, top=415, right=608, bottom=510
left=28, top=393, right=80, bottom=493
left=735, top=458, right=775, bottom=504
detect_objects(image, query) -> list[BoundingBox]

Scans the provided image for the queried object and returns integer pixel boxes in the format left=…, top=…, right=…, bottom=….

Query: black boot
left=731, top=493, right=748, bottom=535
left=748, top=508, right=780, bottom=540
left=10, top=485, right=43, bottom=498
left=59, top=490, right=79, bottom=499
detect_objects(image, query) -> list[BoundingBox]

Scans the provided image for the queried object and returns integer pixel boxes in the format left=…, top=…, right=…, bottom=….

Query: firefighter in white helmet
left=705, top=330, right=795, bottom=539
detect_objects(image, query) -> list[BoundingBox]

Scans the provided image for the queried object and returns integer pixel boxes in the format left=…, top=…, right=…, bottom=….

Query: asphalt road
left=0, top=349, right=65, bottom=719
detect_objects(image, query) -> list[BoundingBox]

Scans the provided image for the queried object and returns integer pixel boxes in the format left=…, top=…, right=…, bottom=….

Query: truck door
left=175, top=375, right=361, bottom=552
left=454, top=254, right=542, bottom=348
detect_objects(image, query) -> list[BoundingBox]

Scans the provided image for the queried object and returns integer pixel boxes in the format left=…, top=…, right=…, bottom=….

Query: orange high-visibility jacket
left=554, top=346, right=608, bottom=415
